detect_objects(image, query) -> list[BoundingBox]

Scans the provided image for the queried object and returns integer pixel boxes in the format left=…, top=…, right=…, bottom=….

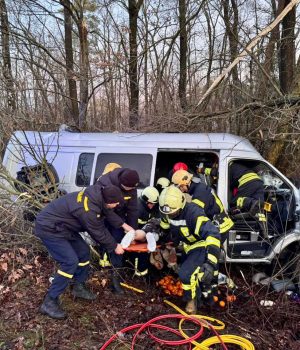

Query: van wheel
left=271, top=243, right=300, bottom=290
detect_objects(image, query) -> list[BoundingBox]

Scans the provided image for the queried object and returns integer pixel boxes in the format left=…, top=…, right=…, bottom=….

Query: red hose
left=131, top=314, right=204, bottom=348
left=100, top=313, right=209, bottom=349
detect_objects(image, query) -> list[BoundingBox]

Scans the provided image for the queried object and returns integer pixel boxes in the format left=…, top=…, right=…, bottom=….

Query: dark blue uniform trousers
left=105, top=221, right=124, bottom=268
left=178, top=248, right=206, bottom=301
left=41, top=234, right=90, bottom=299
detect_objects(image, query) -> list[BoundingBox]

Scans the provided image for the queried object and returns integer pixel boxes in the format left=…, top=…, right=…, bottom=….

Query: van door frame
left=221, top=151, right=299, bottom=263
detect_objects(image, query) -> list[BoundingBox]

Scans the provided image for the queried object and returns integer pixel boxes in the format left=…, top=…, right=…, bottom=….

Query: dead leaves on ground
left=0, top=248, right=45, bottom=299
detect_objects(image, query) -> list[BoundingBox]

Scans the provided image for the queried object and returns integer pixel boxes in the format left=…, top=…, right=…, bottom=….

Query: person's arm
left=103, top=207, right=125, bottom=228
left=125, top=190, right=139, bottom=229
left=77, top=210, right=121, bottom=253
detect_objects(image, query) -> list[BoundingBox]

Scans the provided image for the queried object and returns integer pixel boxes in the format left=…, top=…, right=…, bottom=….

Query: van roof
left=12, top=131, right=258, bottom=153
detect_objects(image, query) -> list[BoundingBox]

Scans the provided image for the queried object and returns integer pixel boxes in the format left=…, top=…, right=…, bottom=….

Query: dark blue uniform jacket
left=35, top=185, right=117, bottom=252
left=96, top=168, right=138, bottom=229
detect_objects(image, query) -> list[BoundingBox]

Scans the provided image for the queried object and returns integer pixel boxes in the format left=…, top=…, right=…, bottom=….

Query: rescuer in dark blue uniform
left=96, top=168, right=140, bottom=293
left=229, top=162, right=264, bottom=214
left=35, top=184, right=125, bottom=319
left=198, top=162, right=265, bottom=214
left=159, top=186, right=221, bottom=314
left=171, top=170, right=234, bottom=243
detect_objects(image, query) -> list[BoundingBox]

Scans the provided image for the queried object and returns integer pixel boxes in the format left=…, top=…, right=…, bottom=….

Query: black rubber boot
left=39, top=294, right=66, bottom=320
left=111, top=273, right=124, bottom=294
left=72, top=282, right=97, bottom=300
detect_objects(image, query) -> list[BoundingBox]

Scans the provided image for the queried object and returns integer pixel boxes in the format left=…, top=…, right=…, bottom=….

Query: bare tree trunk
left=78, top=14, right=89, bottom=129
left=204, top=5, right=214, bottom=92
left=128, top=0, right=143, bottom=128
left=178, top=0, right=187, bottom=111
left=279, top=0, right=296, bottom=94
left=259, top=0, right=282, bottom=98
left=223, top=0, right=239, bottom=90
left=143, top=1, right=149, bottom=119
left=0, top=0, right=16, bottom=110
left=267, top=0, right=296, bottom=166
left=61, top=0, right=79, bottom=126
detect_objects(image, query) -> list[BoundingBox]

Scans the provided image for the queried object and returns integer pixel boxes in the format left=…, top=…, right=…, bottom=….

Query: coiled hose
left=100, top=300, right=255, bottom=350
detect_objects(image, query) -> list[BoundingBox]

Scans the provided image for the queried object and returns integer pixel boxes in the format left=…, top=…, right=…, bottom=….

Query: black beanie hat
left=102, top=185, right=124, bottom=204
left=119, top=169, right=139, bottom=187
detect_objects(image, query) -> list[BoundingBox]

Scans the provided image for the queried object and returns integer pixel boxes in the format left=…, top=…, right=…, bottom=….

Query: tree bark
left=267, top=0, right=297, bottom=167
left=223, top=0, right=239, bottom=90
left=128, top=0, right=143, bottom=128
left=178, top=0, right=188, bottom=111
left=279, top=0, right=296, bottom=94
left=259, top=0, right=283, bottom=98
left=0, top=0, right=16, bottom=110
left=78, top=15, right=89, bottom=129
left=60, top=0, right=79, bottom=126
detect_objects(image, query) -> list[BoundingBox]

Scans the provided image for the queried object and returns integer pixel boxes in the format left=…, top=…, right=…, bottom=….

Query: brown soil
left=0, top=252, right=299, bottom=350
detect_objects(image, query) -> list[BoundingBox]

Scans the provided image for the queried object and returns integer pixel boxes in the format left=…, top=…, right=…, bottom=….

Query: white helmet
left=156, top=177, right=170, bottom=193
left=141, top=186, right=159, bottom=204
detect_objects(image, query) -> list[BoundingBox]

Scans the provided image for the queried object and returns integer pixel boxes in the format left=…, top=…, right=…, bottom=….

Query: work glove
left=146, top=232, right=158, bottom=252
left=200, top=262, right=215, bottom=285
left=143, top=218, right=160, bottom=234
left=120, top=230, right=135, bottom=248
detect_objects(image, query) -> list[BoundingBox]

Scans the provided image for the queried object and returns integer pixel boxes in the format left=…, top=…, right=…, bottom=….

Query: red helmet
left=173, top=162, right=188, bottom=172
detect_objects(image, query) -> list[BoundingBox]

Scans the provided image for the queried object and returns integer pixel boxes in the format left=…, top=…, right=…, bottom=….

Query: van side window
left=94, top=153, right=153, bottom=188
left=76, top=153, right=95, bottom=186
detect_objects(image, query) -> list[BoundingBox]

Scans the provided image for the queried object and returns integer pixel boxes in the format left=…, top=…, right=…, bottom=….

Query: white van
left=2, top=130, right=300, bottom=274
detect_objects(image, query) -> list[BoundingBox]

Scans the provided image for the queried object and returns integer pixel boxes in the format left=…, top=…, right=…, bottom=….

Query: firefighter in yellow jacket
left=159, top=186, right=221, bottom=314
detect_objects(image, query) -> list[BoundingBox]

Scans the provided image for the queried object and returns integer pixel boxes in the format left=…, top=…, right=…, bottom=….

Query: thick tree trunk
left=223, top=0, right=239, bottom=90
left=178, top=0, right=187, bottom=111
left=128, top=0, right=143, bottom=128
left=78, top=16, right=89, bottom=129
left=279, top=0, right=296, bottom=94
left=259, top=0, right=283, bottom=98
left=267, top=0, right=296, bottom=167
left=61, top=0, right=79, bottom=126
left=0, top=0, right=16, bottom=110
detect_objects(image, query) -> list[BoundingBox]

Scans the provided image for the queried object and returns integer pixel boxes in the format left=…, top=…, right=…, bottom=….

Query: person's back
left=229, top=162, right=264, bottom=214
left=189, top=181, right=217, bottom=219
left=230, top=162, right=260, bottom=187
left=36, top=185, right=106, bottom=238
left=36, top=192, right=81, bottom=234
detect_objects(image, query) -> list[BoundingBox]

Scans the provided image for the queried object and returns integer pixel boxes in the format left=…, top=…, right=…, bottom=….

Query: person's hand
left=201, top=262, right=215, bottom=285
left=115, top=244, right=125, bottom=255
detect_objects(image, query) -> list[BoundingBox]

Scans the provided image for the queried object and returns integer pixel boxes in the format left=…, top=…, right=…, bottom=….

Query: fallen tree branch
left=196, top=0, right=300, bottom=108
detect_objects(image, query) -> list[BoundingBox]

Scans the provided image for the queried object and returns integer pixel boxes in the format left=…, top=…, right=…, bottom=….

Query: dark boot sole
left=39, top=308, right=67, bottom=320
left=72, top=293, right=97, bottom=301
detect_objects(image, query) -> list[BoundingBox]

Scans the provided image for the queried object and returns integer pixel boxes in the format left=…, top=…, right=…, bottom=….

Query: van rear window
left=94, top=153, right=152, bottom=188
left=76, top=153, right=95, bottom=186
